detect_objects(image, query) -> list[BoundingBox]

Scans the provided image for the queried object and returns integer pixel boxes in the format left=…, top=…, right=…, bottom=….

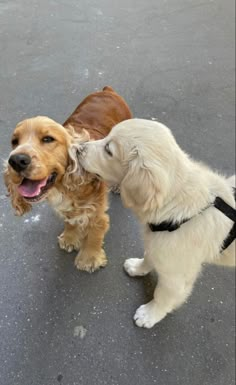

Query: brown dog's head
left=4, top=116, right=88, bottom=215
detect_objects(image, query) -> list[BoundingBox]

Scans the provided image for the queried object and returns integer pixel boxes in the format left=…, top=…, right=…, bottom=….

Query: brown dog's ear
left=3, top=166, right=32, bottom=216
left=120, top=150, right=169, bottom=215
left=67, top=128, right=90, bottom=174
left=62, top=127, right=91, bottom=190
left=102, top=86, right=114, bottom=92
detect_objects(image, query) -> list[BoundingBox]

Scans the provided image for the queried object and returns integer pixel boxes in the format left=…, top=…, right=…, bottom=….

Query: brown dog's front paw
left=58, top=232, right=80, bottom=253
left=74, top=249, right=107, bottom=273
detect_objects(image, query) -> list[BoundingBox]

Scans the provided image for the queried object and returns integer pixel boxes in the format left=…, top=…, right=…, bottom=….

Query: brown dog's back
left=63, top=86, right=132, bottom=140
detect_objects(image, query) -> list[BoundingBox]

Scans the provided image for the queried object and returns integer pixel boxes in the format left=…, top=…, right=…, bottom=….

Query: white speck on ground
left=31, top=215, right=40, bottom=223
left=24, top=215, right=41, bottom=223
left=94, top=8, right=103, bottom=16
left=84, top=68, right=89, bottom=78
left=73, top=325, right=87, bottom=339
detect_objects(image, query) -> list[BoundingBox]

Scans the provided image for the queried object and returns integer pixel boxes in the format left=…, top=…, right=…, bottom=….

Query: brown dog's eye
left=42, top=136, right=55, bottom=143
left=105, top=142, right=112, bottom=157
left=11, top=138, right=19, bottom=147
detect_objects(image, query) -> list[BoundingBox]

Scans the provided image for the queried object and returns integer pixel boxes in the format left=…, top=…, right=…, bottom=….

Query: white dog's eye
left=105, top=142, right=112, bottom=157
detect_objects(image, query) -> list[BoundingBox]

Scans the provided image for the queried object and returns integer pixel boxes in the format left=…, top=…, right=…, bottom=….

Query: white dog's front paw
left=134, top=301, right=167, bottom=328
left=124, top=258, right=150, bottom=277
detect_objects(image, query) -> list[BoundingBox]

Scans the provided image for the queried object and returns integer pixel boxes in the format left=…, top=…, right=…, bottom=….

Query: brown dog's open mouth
left=17, top=172, right=57, bottom=202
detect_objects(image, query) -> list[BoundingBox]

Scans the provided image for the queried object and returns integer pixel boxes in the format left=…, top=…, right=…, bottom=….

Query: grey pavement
left=0, top=0, right=235, bottom=384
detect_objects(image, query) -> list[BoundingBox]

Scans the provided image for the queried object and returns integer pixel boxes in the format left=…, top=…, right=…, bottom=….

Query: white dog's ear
left=120, top=151, right=169, bottom=214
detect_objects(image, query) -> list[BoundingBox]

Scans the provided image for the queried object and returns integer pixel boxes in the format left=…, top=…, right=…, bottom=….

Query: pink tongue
left=18, top=178, right=48, bottom=198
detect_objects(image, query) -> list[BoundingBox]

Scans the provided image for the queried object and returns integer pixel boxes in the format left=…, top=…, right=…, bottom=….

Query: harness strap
left=214, top=195, right=236, bottom=222
left=149, top=187, right=236, bottom=251
left=221, top=223, right=236, bottom=251
left=149, top=218, right=189, bottom=232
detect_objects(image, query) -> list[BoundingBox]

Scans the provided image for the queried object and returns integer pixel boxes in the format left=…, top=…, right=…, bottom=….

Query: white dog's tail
left=226, top=175, right=236, bottom=188
left=213, top=175, right=235, bottom=267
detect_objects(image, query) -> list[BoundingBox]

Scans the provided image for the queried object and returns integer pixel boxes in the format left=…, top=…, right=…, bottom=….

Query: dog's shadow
left=132, top=271, right=158, bottom=303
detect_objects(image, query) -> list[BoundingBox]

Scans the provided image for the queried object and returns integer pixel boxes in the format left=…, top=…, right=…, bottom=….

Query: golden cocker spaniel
left=4, top=86, right=132, bottom=272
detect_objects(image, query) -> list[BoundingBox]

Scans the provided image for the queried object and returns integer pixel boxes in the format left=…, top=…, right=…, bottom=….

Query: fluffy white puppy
left=72, top=118, right=235, bottom=328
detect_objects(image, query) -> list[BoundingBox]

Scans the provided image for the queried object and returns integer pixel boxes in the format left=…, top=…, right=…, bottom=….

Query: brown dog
left=4, top=86, right=132, bottom=272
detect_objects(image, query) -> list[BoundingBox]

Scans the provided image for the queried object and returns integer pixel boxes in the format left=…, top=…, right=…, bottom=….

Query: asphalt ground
left=0, top=1, right=235, bottom=384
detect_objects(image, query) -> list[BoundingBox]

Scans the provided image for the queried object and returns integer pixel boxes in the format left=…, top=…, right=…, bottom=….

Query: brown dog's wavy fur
left=4, top=86, right=132, bottom=272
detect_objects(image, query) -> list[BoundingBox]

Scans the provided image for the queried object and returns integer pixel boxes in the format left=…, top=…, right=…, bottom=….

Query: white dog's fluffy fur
left=73, top=118, right=235, bottom=328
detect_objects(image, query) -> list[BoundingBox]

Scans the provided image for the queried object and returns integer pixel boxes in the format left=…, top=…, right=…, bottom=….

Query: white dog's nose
left=76, top=144, right=87, bottom=157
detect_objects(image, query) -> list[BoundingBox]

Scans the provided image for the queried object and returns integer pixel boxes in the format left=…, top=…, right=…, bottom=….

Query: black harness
left=149, top=188, right=236, bottom=252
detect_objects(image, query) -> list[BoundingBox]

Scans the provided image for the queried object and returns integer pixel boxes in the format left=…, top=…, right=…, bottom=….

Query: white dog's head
left=72, top=119, right=188, bottom=221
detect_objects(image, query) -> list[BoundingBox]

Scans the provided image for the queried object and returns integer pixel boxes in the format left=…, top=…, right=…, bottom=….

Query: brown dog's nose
left=8, top=153, right=31, bottom=173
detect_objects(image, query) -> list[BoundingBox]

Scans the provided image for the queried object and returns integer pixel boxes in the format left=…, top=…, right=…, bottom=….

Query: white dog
left=71, top=118, right=235, bottom=328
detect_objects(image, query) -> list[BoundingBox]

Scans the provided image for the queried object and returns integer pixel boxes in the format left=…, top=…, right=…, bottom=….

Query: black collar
left=149, top=188, right=236, bottom=251
left=149, top=218, right=190, bottom=232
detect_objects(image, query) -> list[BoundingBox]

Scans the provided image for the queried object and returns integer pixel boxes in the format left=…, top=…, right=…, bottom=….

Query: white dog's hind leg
left=124, top=258, right=152, bottom=277
left=212, top=243, right=235, bottom=267
left=134, top=274, right=197, bottom=328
